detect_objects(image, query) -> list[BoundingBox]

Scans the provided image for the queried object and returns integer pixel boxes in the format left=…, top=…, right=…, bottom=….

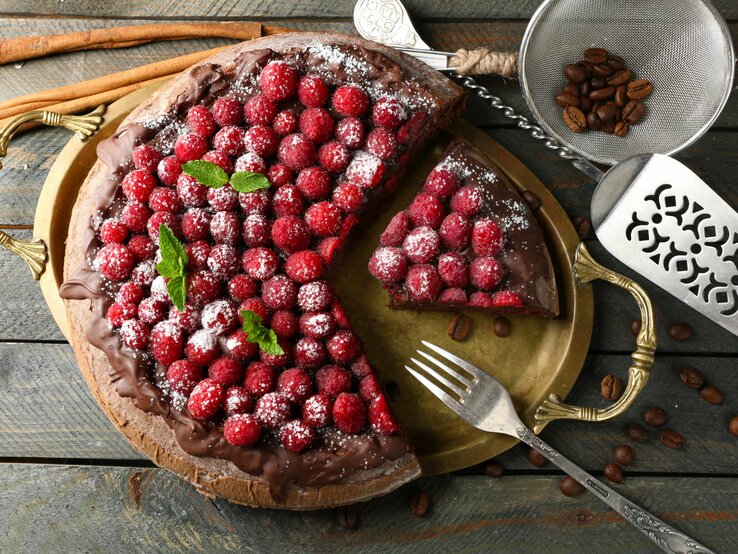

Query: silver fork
left=406, top=341, right=714, bottom=554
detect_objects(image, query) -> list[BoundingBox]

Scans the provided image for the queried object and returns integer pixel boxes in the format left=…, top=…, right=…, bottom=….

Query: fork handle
left=516, top=426, right=715, bottom=554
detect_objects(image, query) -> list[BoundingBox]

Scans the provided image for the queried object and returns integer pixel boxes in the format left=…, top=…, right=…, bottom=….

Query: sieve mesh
left=519, top=0, right=734, bottom=165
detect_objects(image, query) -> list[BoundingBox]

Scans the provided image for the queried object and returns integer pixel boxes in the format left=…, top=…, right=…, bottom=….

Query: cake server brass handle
left=533, top=242, right=656, bottom=433
left=0, top=229, right=47, bottom=280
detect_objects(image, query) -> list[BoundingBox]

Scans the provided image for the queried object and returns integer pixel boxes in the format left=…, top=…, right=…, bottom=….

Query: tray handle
left=533, top=243, right=656, bottom=433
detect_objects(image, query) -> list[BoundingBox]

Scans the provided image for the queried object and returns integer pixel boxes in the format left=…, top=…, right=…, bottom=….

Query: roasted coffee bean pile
left=557, top=48, right=653, bottom=136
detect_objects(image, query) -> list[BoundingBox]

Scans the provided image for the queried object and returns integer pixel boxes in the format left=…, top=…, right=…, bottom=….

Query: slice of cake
left=369, top=136, right=558, bottom=317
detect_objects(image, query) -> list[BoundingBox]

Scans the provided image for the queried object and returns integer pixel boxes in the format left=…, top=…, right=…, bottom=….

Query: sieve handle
left=450, top=72, right=605, bottom=182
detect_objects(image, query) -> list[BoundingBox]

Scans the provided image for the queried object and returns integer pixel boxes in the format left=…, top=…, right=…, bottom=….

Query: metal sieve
left=518, top=0, right=735, bottom=166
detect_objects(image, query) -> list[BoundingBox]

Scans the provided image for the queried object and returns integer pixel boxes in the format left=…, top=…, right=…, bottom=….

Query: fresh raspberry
left=95, top=243, right=135, bottom=281
left=147, top=211, right=181, bottom=242
left=368, top=246, right=407, bottom=284
left=299, top=312, right=335, bottom=340
left=350, top=353, right=373, bottom=378
left=100, top=218, right=129, bottom=244
left=168, top=305, right=201, bottom=333
left=176, top=173, right=208, bottom=207
left=318, top=141, right=351, bottom=173
left=271, top=216, right=311, bottom=253
left=335, top=117, right=365, bottom=149
left=186, top=240, right=210, bottom=269
left=438, top=252, right=469, bottom=288
left=272, top=185, right=305, bottom=217
left=345, top=152, right=385, bottom=189
left=244, top=94, right=278, bottom=126
left=408, top=192, right=445, bottom=228
left=302, top=393, right=332, bottom=427
left=270, top=310, right=299, bottom=338
left=316, top=236, right=342, bottom=264
left=132, top=144, right=162, bottom=172
left=223, top=413, right=261, bottom=446
left=402, top=226, right=440, bottom=264
left=267, top=162, right=293, bottom=187
left=278, top=133, right=316, bottom=171
left=332, top=182, right=362, bottom=213
left=201, top=299, right=238, bottom=336
left=117, top=282, right=144, bottom=304
left=188, top=378, right=223, bottom=420
left=149, top=276, right=170, bottom=302
left=201, top=150, right=234, bottom=174
left=316, top=365, right=352, bottom=397
left=332, top=393, right=367, bottom=433
left=244, top=361, right=276, bottom=396
left=242, top=247, right=279, bottom=281
left=122, top=169, right=157, bottom=203
left=365, top=128, right=397, bottom=160
left=227, top=274, right=258, bottom=302
left=439, top=213, right=471, bottom=251
left=210, top=211, right=241, bottom=244
left=284, top=250, right=323, bottom=284
left=380, top=211, right=410, bottom=247
left=424, top=167, right=460, bottom=198
left=174, top=133, right=208, bottom=162
left=296, top=166, right=331, bottom=201
left=244, top=125, right=278, bottom=157
left=470, top=257, right=505, bottom=290
left=298, top=75, right=329, bottom=108
left=327, top=330, right=362, bottom=364
left=150, top=320, right=184, bottom=366
left=207, top=244, right=240, bottom=279
left=121, top=202, right=152, bottom=234
left=187, top=105, right=217, bottom=137
left=213, top=125, right=246, bottom=156
left=397, top=111, right=427, bottom=144
left=472, top=218, right=504, bottom=256
left=405, top=264, right=443, bottom=302
left=208, top=357, right=244, bottom=386
left=332, top=85, right=369, bottom=117
left=254, top=391, right=292, bottom=428
left=299, top=107, right=334, bottom=144
left=305, top=202, right=341, bottom=237
left=181, top=208, right=211, bottom=242
left=260, top=60, right=298, bottom=102
left=148, top=187, right=182, bottom=213
left=372, top=96, right=407, bottom=129
left=234, top=152, right=267, bottom=175
left=451, top=185, right=483, bottom=217
left=297, top=280, right=333, bottom=312
left=331, top=301, right=351, bottom=329
left=294, top=337, right=327, bottom=368
left=157, top=155, right=182, bottom=186
left=242, top=214, right=271, bottom=247
left=107, top=301, right=137, bottom=327
left=339, top=214, right=359, bottom=238
left=167, top=360, right=204, bottom=395
left=439, top=288, right=468, bottom=304
left=223, top=385, right=253, bottom=416
left=225, top=329, right=259, bottom=360
left=469, top=291, right=494, bottom=308
left=277, top=368, right=313, bottom=403
left=369, top=395, right=400, bottom=434
left=272, top=110, right=298, bottom=136
left=238, top=188, right=271, bottom=215
left=358, top=374, right=382, bottom=403
left=130, top=260, right=157, bottom=287
left=262, top=274, right=298, bottom=310
left=491, top=290, right=524, bottom=307
left=128, top=235, right=155, bottom=262
left=138, top=297, right=168, bottom=326
left=212, top=96, right=243, bottom=126
left=259, top=338, right=292, bottom=367
left=187, top=270, right=221, bottom=307
left=280, top=420, right=315, bottom=452
left=120, top=319, right=149, bottom=349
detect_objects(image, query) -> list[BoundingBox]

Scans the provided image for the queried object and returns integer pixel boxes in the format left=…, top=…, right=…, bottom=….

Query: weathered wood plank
left=0, top=466, right=735, bottom=553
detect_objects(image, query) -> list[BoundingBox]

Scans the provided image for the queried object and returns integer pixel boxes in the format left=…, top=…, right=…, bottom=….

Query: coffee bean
left=626, top=422, right=649, bottom=443
left=729, top=416, right=738, bottom=437
left=555, top=92, right=581, bottom=108
left=679, top=367, right=704, bottom=389
left=627, top=79, right=654, bottom=100
left=410, top=490, right=430, bottom=517
left=668, top=322, right=692, bottom=341
left=607, top=54, right=625, bottom=70
left=580, top=97, right=593, bottom=112
left=614, top=121, right=629, bottom=137
left=615, top=85, right=628, bottom=107
left=573, top=216, right=591, bottom=239
left=493, top=316, right=511, bottom=338
left=593, top=63, right=613, bottom=77
left=604, top=463, right=624, bottom=483
left=631, top=319, right=642, bottom=337
left=563, top=106, right=587, bottom=132
left=644, top=406, right=668, bottom=427
left=564, top=83, right=581, bottom=96
left=565, top=63, right=588, bottom=84
left=528, top=447, right=548, bottom=468
left=660, top=429, right=684, bottom=449
left=580, top=81, right=591, bottom=97
left=590, top=86, right=616, bottom=102
left=485, top=462, right=504, bottom=477
left=580, top=60, right=595, bottom=74
left=595, top=101, right=618, bottom=121
left=614, top=444, right=633, bottom=465
left=601, top=374, right=623, bottom=401
left=699, top=384, right=724, bottom=405
left=559, top=476, right=584, bottom=496
left=590, top=77, right=607, bottom=89
left=622, top=100, right=646, bottom=124
left=522, top=190, right=540, bottom=211
left=448, top=313, right=472, bottom=341
left=587, top=111, right=601, bottom=130
left=607, top=68, right=633, bottom=86
left=600, top=119, right=615, bottom=134
left=584, top=48, right=609, bottom=64
left=338, top=505, right=359, bottom=528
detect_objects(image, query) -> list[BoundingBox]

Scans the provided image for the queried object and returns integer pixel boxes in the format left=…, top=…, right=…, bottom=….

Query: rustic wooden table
left=0, top=2, right=736, bottom=552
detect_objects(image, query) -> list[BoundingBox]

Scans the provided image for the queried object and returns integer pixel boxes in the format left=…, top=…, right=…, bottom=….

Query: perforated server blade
left=592, top=154, right=738, bottom=335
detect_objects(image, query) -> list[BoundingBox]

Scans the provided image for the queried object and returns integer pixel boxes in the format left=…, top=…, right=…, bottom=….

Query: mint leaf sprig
left=156, top=224, right=188, bottom=311
left=182, top=160, right=271, bottom=194
left=241, top=310, right=284, bottom=356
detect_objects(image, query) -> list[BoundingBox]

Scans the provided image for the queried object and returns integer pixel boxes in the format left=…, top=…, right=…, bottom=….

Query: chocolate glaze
left=60, top=41, right=463, bottom=502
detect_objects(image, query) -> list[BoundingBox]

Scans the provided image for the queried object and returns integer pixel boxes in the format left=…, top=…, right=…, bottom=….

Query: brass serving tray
left=3, top=83, right=656, bottom=477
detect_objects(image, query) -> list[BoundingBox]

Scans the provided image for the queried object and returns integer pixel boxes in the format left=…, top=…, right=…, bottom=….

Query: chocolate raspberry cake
left=369, top=137, right=558, bottom=317
left=59, top=33, right=465, bottom=509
